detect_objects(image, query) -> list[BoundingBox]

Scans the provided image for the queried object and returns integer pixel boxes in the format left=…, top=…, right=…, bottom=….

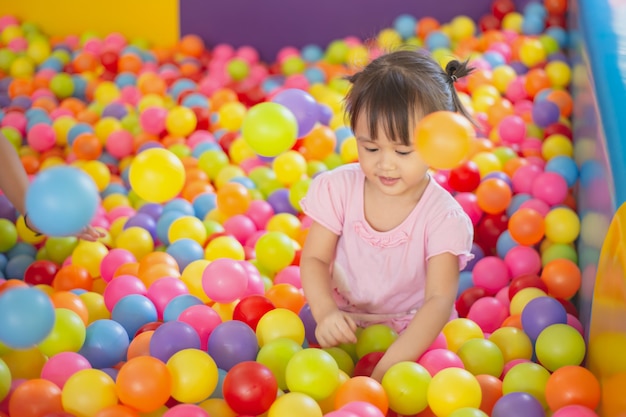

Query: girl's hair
left=344, top=48, right=475, bottom=146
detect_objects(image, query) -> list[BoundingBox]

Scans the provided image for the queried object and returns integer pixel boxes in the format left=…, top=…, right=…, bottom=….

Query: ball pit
left=0, top=0, right=611, bottom=416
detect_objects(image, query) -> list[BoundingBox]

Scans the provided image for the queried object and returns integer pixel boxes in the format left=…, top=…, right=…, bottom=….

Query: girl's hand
left=25, top=214, right=105, bottom=242
left=75, top=225, right=106, bottom=242
left=314, top=309, right=358, bottom=348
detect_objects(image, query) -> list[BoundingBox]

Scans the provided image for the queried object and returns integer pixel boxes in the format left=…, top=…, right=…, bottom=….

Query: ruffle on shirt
left=353, top=221, right=409, bottom=248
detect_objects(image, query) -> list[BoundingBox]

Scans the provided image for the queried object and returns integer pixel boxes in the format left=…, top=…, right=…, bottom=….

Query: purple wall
left=180, top=0, right=533, bottom=61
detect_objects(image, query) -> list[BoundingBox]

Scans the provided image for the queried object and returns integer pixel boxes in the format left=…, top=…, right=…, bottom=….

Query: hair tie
left=449, top=74, right=458, bottom=83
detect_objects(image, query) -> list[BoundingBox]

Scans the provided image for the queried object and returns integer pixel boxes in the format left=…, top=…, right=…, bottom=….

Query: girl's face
left=354, top=114, right=430, bottom=199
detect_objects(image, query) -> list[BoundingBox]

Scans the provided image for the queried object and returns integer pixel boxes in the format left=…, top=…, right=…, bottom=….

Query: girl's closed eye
left=396, top=149, right=413, bottom=156
left=364, top=147, right=379, bottom=153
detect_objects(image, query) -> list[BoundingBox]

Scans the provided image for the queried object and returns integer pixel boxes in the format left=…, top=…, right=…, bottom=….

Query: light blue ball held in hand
left=25, top=165, right=100, bottom=236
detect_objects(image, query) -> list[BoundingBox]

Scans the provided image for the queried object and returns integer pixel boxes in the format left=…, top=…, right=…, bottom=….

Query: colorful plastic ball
left=472, top=256, right=510, bottom=295
left=273, top=150, right=307, bottom=186
left=508, top=208, right=545, bottom=246
left=535, top=323, right=586, bottom=372
left=356, top=324, right=398, bottom=359
left=241, top=102, right=298, bottom=157
left=7, top=376, right=64, bottom=417
left=466, top=297, right=509, bottom=334
left=502, top=362, right=550, bottom=407
left=381, top=361, right=431, bottom=415
left=25, top=166, right=99, bottom=236
left=254, top=231, right=295, bottom=273
left=256, top=308, right=305, bottom=347
left=256, top=337, right=303, bottom=391
left=103, top=274, right=147, bottom=311
left=417, top=348, right=465, bottom=376
left=38, top=307, right=86, bottom=357
left=545, top=365, right=600, bottom=411
left=216, top=182, right=252, bottom=217
left=0, top=287, right=55, bottom=349
left=167, top=348, right=218, bottom=404
left=333, top=376, right=388, bottom=415
left=353, top=351, right=384, bottom=377
left=552, top=405, right=600, bottom=417
left=442, top=318, right=485, bottom=353
left=207, top=320, right=258, bottom=371
left=163, top=404, right=209, bottom=417
left=271, top=88, right=319, bottom=137
left=414, top=111, right=474, bottom=170
left=540, top=258, right=581, bottom=299
left=544, top=207, right=580, bottom=244
left=61, top=369, right=118, bottom=417
left=166, top=105, right=197, bottom=137
left=427, top=368, right=481, bottom=417
left=285, top=348, right=340, bottom=400
left=492, top=392, right=545, bottom=417
left=115, top=355, right=171, bottom=413
left=448, top=161, right=481, bottom=192
left=201, top=258, right=248, bottom=303
left=457, top=338, right=505, bottom=378
left=23, top=259, right=59, bottom=286
left=129, top=148, right=186, bottom=203
left=476, top=178, right=512, bottom=215
left=223, top=361, right=278, bottom=416
left=521, top=296, right=567, bottom=341
left=487, top=327, right=533, bottom=363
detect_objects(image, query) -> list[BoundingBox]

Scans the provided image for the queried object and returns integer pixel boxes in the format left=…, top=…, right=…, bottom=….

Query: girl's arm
left=300, top=221, right=357, bottom=347
left=371, top=252, right=460, bottom=381
left=0, top=132, right=30, bottom=216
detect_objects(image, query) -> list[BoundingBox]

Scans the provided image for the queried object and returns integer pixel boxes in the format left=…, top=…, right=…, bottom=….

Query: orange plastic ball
left=540, top=258, right=582, bottom=300
left=475, top=178, right=512, bottom=214
left=508, top=208, right=545, bottom=246
left=414, top=111, right=475, bottom=170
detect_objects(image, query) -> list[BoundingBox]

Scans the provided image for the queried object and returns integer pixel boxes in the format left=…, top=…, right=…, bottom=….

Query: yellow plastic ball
left=94, top=81, right=121, bottom=105
left=204, top=235, right=245, bottom=261
left=272, top=150, right=307, bottom=186
left=82, top=160, right=111, bottom=192
left=129, top=148, right=186, bottom=203
left=542, top=133, right=573, bottom=160
left=168, top=215, right=208, bottom=245
left=442, top=318, right=485, bottom=353
left=544, top=207, right=580, bottom=244
left=218, top=101, right=247, bottom=132
left=509, top=287, right=547, bottom=316
left=167, top=348, right=219, bottom=404
left=545, top=61, right=571, bottom=88
left=450, top=15, right=476, bottom=41
left=115, top=226, right=155, bottom=261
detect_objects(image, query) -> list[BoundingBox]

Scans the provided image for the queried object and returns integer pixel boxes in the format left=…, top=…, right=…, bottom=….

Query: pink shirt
left=300, top=163, right=474, bottom=333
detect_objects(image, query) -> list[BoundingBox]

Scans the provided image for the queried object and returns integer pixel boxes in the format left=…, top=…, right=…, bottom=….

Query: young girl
left=300, top=49, right=475, bottom=382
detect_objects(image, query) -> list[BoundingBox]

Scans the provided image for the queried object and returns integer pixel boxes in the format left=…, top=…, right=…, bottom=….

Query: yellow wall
left=0, top=0, right=178, bottom=47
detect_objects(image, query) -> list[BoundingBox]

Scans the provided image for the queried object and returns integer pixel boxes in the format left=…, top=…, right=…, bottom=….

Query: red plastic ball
left=134, top=321, right=164, bottom=338
left=448, top=161, right=481, bottom=192
left=232, top=295, right=276, bottom=331
left=508, top=274, right=548, bottom=300
left=479, top=14, right=502, bottom=31
left=475, top=213, right=509, bottom=255
left=354, top=351, right=384, bottom=377
left=456, top=286, right=489, bottom=318
left=223, top=361, right=278, bottom=416
left=492, top=0, right=516, bottom=20
left=24, top=260, right=59, bottom=286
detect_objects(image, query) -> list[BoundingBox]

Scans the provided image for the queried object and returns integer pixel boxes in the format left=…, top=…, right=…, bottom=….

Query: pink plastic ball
left=2, top=112, right=27, bottom=135
left=519, top=198, right=551, bottom=217
left=120, top=85, right=141, bottom=106
left=455, top=192, right=484, bottom=226
left=40, top=352, right=92, bottom=389
left=552, top=405, right=599, bottom=417
left=236, top=45, right=260, bottom=64
left=140, top=107, right=168, bottom=135
left=178, top=304, right=222, bottom=351
left=163, top=404, right=209, bottom=417
left=341, top=401, right=386, bottom=417
left=100, top=248, right=136, bottom=283
left=245, top=200, right=275, bottom=230
left=424, top=332, right=448, bottom=353
left=472, top=256, right=511, bottom=295
left=511, top=163, right=543, bottom=194
left=202, top=258, right=248, bottom=303
left=418, top=348, right=465, bottom=376
left=284, top=74, right=310, bottom=90
left=27, top=123, right=57, bottom=152
left=212, top=43, right=236, bottom=60
left=467, top=296, right=509, bottom=333
left=488, top=42, right=512, bottom=61
left=498, top=115, right=526, bottom=146
left=531, top=171, right=569, bottom=206
left=504, top=245, right=542, bottom=278
left=505, top=77, right=529, bottom=102
left=147, top=277, right=190, bottom=320
left=188, top=130, right=216, bottom=147
left=103, top=274, right=148, bottom=311
left=277, top=46, right=300, bottom=63
left=223, top=215, right=258, bottom=245
left=495, top=286, right=511, bottom=309
left=274, top=265, right=301, bottom=288
left=567, top=314, right=585, bottom=336
left=106, top=130, right=134, bottom=159
left=106, top=206, right=136, bottom=222
left=240, top=261, right=266, bottom=297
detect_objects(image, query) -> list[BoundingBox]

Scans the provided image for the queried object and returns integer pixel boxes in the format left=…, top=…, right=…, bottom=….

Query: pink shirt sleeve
left=299, top=171, right=345, bottom=235
left=426, top=209, right=474, bottom=270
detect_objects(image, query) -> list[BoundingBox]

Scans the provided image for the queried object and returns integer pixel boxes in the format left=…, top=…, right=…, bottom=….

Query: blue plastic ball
left=25, top=166, right=100, bottom=236
left=0, top=287, right=55, bottom=348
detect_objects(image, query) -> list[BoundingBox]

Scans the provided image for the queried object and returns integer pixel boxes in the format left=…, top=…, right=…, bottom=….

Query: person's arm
left=0, top=132, right=30, bottom=216
left=300, top=221, right=358, bottom=347
left=371, top=252, right=460, bottom=381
